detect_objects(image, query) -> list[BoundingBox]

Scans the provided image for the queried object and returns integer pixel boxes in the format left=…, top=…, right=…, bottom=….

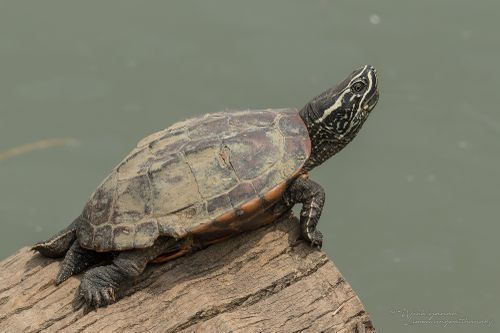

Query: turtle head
left=300, top=65, right=379, bottom=170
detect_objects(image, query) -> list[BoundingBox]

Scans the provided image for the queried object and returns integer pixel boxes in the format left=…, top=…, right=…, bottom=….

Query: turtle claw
left=73, top=290, right=87, bottom=310
left=93, top=291, right=102, bottom=308
left=308, top=230, right=323, bottom=250
left=102, top=287, right=115, bottom=305
left=79, top=267, right=119, bottom=308
left=82, top=289, right=93, bottom=307
left=80, top=285, right=116, bottom=309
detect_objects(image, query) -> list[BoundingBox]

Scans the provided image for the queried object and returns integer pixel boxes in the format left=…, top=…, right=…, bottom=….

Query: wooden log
left=0, top=214, right=376, bottom=333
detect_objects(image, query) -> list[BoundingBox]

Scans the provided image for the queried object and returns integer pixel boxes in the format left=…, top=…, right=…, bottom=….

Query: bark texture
left=0, top=214, right=375, bottom=333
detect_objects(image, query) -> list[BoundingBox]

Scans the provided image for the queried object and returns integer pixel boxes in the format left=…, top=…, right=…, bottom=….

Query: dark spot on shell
left=77, top=221, right=94, bottom=248
left=93, top=225, right=113, bottom=250
left=88, top=188, right=112, bottom=225
left=111, top=210, right=143, bottom=224
left=153, top=139, right=189, bottom=155
left=149, top=154, right=182, bottom=173
left=138, top=158, right=155, bottom=173
left=158, top=224, right=177, bottom=236
left=169, top=175, right=183, bottom=184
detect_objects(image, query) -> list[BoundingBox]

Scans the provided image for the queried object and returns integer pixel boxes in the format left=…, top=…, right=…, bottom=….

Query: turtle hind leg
left=32, top=216, right=81, bottom=258
left=55, top=241, right=111, bottom=285
left=79, top=237, right=189, bottom=308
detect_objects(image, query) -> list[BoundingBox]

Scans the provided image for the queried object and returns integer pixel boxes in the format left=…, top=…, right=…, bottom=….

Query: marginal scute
left=252, top=168, right=283, bottom=194
left=113, top=224, right=135, bottom=250
left=116, top=148, right=151, bottom=178
left=228, top=182, right=257, bottom=208
left=157, top=215, right=188, bottom=239
left=175, top=202, right=209, bottom=227
left=77, top=218, right=94, bottom=249
left=281, top=136, right=309, bottom=176
left=134, top=220, right=159, bottom=248
left=157, top=202, right=211, bottom=236
left=93, top=225, right=113, bottom=251
left=136, top=128, right=169, bottom=148
left=206, top=193, right=232, bottom=218
left=87, top=186, right=113, bottom=226
left=152, top=133, right=190, bottom=155
left=80, top=109, right=311, bottom=251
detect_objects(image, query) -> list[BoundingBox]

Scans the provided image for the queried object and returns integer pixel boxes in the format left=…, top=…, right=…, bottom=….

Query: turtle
left=33, top=65, right=379, bottom=308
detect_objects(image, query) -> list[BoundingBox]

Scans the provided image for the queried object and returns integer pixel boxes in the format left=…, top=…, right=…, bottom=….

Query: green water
left=1, top=1, right=498, bottom=331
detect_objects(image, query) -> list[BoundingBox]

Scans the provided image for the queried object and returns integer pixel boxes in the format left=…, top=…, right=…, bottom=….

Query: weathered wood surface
left=0, top=215, right=375, bottom=333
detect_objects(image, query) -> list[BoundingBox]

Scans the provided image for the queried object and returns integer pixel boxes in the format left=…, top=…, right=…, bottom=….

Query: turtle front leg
left=79, top=237, right=186, bottom=308
left=283, top=175, right=325, bottom=249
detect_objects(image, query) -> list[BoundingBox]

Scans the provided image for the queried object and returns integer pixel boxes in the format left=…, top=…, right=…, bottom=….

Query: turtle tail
left=32, top=215, right=82, bottom=258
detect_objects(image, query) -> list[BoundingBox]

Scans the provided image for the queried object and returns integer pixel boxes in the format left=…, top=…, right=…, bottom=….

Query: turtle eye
left=351, top=81, right=366, bottom=93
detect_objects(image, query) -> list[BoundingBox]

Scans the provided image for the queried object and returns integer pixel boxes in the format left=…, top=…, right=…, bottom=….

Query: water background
left=1, top=1, right=498, bottom=332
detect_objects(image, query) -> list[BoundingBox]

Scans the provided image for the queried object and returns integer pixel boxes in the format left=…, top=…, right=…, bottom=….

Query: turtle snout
left=365, top=90, right=379, bottom=111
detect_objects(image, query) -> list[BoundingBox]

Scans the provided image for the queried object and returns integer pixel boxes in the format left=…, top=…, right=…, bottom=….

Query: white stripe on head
left=339, top=71, right=373, bottom=137
left=315, top=65, right=369, bottom=123
left=359, top=69, right=374, bottom=111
